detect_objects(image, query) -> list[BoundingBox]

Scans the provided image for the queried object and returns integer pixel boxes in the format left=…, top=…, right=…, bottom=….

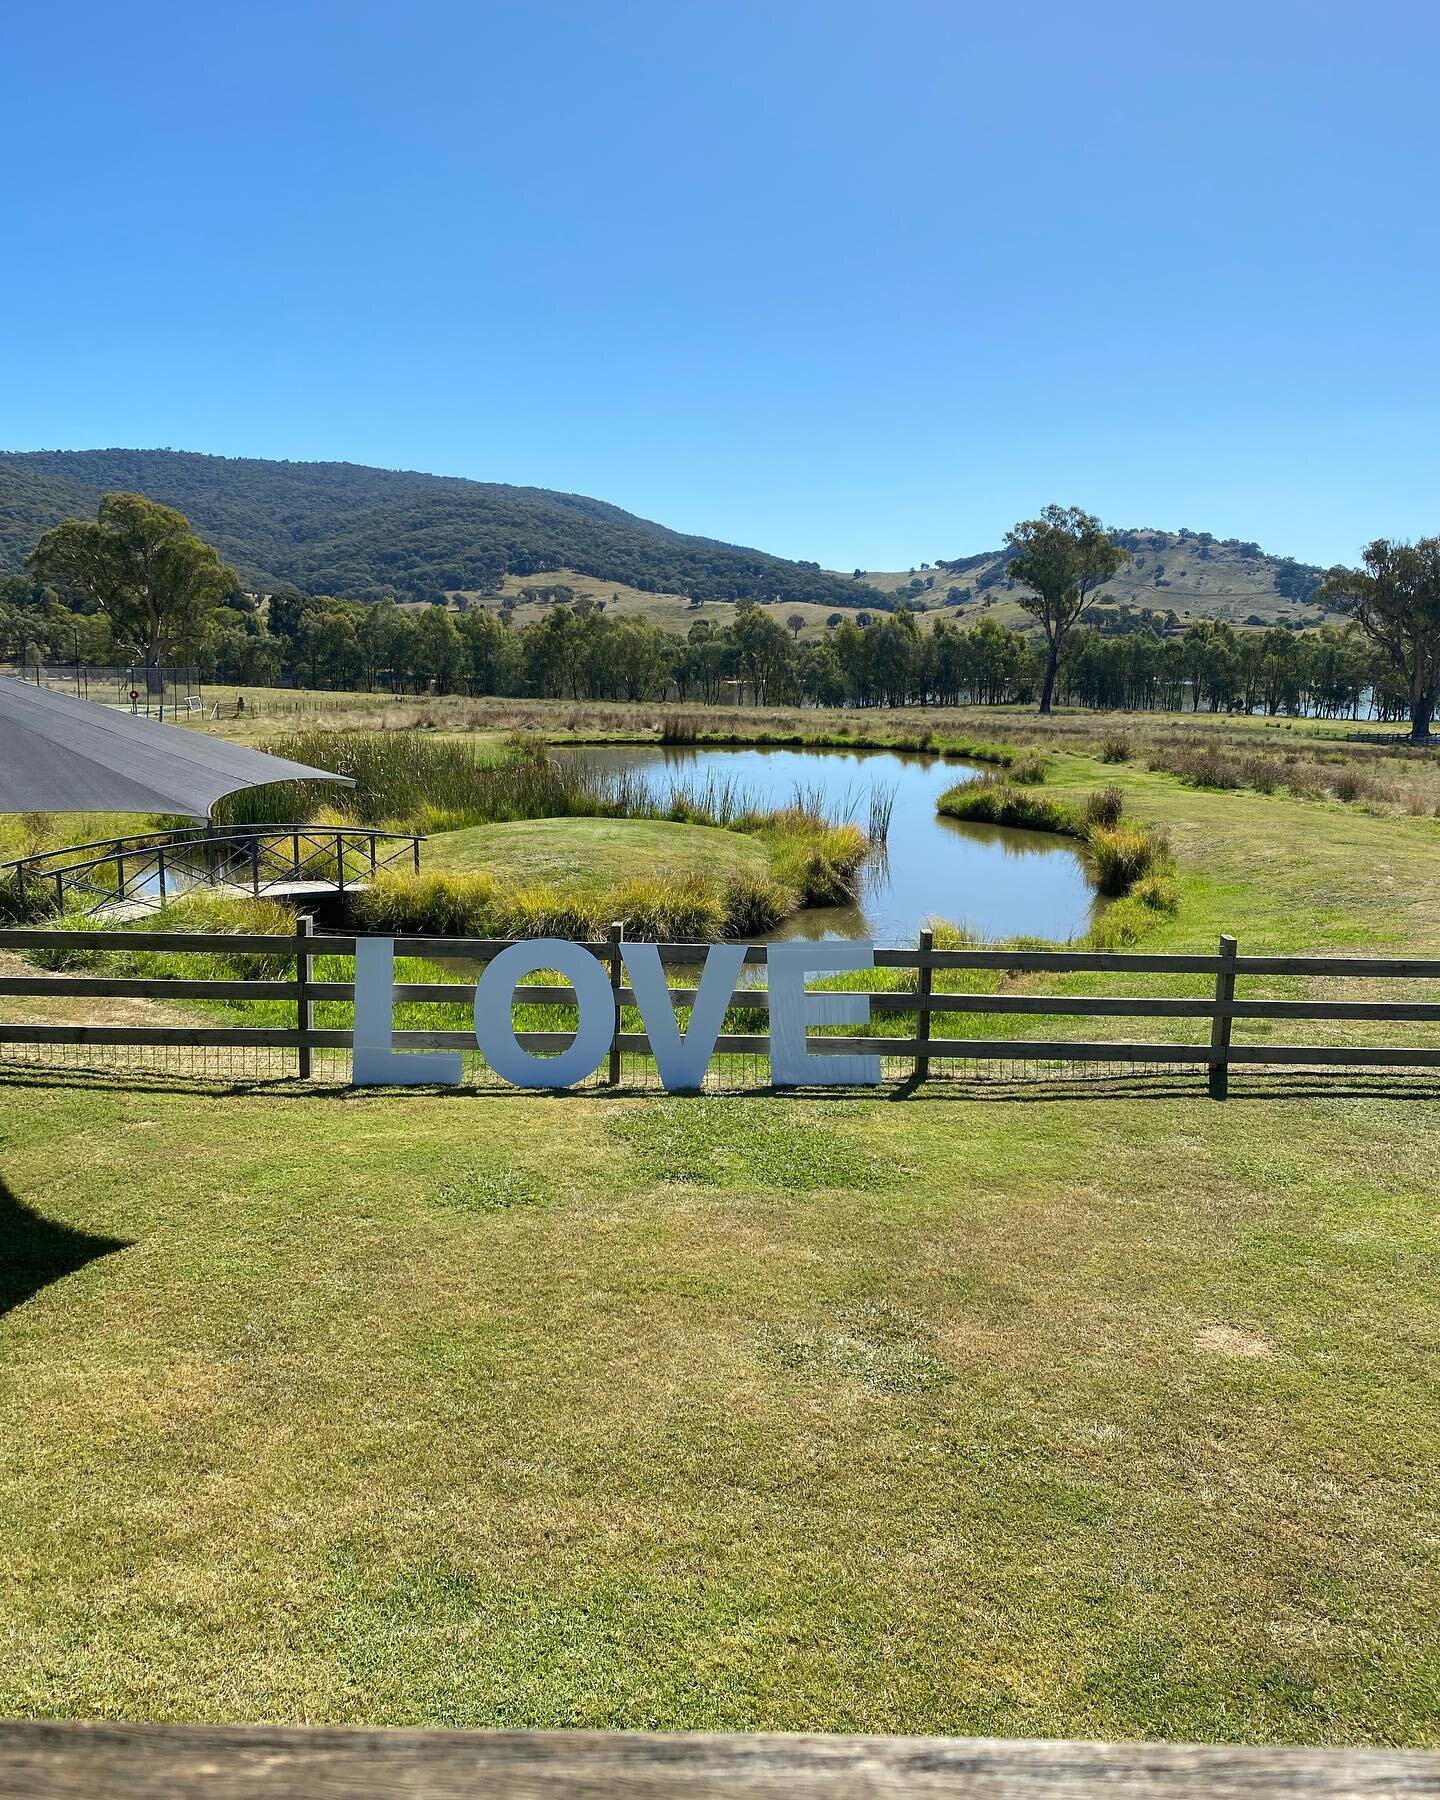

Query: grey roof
left=0, top=678, right=353, bottom=818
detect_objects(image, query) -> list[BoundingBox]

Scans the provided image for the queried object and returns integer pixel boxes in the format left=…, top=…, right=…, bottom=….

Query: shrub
left=25, top=891, right=297, bottom=976
left=351, top=870, right=507, bottom=937
left=1082, top=785, right=1125, bottom=830
left=1100, top=735, right=1131, bottom=764
left=766, top=819, right=870, bottom=907
left=1009, top=753, right=1049, bottom=786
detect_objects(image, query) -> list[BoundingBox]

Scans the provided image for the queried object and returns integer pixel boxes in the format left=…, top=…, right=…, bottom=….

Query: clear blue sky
left=4, top=0, right=1436, bottom=570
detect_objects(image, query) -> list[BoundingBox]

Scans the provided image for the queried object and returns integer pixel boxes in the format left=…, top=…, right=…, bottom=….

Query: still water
left=576, top=744, right=1099, bottom=945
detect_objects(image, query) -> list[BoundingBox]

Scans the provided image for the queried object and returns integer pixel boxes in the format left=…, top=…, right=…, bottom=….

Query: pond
left=576, top=744, right=1100, bottom=945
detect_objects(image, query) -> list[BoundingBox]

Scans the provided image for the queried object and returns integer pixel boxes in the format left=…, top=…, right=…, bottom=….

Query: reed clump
left=1087, top=822, right=1172, bottom=897
left=935, top=777, right=1077, bottom=836
left=350, top=863, right=798, bottom=943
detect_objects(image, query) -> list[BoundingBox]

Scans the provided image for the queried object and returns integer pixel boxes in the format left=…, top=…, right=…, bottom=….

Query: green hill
left=0, top=448, right=883, bottom=610
left=850, top=528, right=1337, bottom=629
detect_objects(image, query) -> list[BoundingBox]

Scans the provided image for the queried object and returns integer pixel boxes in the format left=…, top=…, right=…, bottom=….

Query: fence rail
left=1, top=1722, right=1436, bottom=1799
left=4, top=927, right=1440, bottom=1091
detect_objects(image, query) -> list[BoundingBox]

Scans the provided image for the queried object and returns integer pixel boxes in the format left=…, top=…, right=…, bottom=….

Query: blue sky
left=4, top=0, right=1437, bottom=569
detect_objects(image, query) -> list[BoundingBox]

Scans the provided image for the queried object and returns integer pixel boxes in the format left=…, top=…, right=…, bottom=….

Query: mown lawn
left=424, top=816, right=771, bottom=894
left=4, top=703, right=1440, bottom=1741
left=1, top=1072, right=1437, bottom=1740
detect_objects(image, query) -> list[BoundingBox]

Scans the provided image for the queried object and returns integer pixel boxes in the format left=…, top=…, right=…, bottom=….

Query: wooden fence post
left=295, top=914, right=314, bottom=1080
left=914, top=927, right=934, bottom=1083
left=1209, top=933, right=1237, bottom=1099
left=607, top=920, right=623, bottom=1087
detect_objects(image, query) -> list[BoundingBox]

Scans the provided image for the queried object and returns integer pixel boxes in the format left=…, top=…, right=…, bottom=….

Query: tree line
left=6, top=493, right=1439, bottom=737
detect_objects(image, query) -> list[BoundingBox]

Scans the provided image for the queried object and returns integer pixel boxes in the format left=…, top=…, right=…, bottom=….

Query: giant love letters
left=351, top=937, right=883, bottom=1090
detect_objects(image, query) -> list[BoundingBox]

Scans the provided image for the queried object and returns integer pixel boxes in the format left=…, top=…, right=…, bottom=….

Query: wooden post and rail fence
left=3, top=926, right=1440, bottom=1089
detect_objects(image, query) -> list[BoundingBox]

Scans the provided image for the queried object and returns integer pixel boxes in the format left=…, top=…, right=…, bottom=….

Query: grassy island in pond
left=425, top=816, right=773, bottom=894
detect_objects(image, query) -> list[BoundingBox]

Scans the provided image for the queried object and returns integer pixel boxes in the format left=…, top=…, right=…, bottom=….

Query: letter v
left=621, top=941, right=747, bottom=1092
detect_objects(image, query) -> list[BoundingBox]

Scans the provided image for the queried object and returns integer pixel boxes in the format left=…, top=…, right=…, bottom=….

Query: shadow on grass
left=0, top=1176, right=131, bottom=1319
left=3, top=1068, right=1440, bottom=1106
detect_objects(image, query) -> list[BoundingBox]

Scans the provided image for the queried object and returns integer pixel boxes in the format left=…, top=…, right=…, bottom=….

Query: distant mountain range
left=0, top=448, right=1333, bottom=625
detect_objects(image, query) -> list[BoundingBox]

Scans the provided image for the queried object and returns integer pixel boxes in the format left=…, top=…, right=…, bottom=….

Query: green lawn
left=424, top=815, right=772, bottom=894
left=4, top=705, right=1440, bottom=1741
left=1, top=1075, right=1436, bottom=1737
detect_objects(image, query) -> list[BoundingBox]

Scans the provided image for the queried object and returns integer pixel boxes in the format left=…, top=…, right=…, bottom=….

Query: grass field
left=2, top=1072, right=1437, bottom=1737
left=424, top=816, right=771, bottom=893
left=2, top=699, right=1439, bottom=1741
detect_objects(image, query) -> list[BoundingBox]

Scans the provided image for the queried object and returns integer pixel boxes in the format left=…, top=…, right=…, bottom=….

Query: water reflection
left=575, top=743, right=1099, bottom=944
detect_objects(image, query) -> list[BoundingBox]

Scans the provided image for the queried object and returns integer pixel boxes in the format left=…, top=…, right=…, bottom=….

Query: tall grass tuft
left=936, top=778, right=1078, bottom=835
left=1082, top=785, right=1126, bottom=830
left=1087, top=823, right=1172, bottom=897
left=350, top=861, right=799, bottom=943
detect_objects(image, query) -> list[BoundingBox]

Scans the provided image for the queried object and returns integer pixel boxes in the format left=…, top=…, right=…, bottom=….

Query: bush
left=25, top=891, right=297, bottom=976
left=1100, top=735, right=1131, bottom=764
left=1009, top=754, right=1049, bottom=786
left=659, top=713, right=700, bottom=745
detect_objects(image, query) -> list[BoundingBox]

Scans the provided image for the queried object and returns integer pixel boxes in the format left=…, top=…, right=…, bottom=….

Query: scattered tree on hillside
left=1318, top=538, right=1440, bottom=741
left=28, top=492, right=239, bottom=678
left=1005, top=505, right=1129, bottom=713
left=786, top=613, right=806, bottom=639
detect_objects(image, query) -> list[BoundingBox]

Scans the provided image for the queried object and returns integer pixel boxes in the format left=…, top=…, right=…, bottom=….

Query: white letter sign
left=622, top=940, right=746, bottom=1091
left=767, top=941, right=882, bottom=1087
left=352, top=937, right=464, bottom=1086
left=473, top=939, right=614, bottom=1089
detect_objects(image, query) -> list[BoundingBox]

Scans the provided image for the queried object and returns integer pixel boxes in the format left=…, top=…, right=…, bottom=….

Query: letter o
left=474, top=939, right=615, bottom=1088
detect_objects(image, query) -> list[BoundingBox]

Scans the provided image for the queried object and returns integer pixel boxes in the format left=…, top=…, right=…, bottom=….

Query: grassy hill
left=0, top=448, right=881, bottom=611
left=848, top=529, right=1339, bottom=629
left=0, top=446, right=1337, bottom=633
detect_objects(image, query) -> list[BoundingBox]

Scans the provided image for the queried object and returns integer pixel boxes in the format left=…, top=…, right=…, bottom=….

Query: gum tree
left=28, top=492, right=238, bottom=682
left=1318, top=538, right=1440, bottom=741
left=1005, top=505, right=1128, bottom=714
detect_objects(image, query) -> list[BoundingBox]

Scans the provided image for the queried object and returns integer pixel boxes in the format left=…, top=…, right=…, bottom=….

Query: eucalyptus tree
left=1004, top=505, right=1129, bottom=713
left=28, top=492, right=239, bottom=679
left=1318, top=538, right=1440, bottom=740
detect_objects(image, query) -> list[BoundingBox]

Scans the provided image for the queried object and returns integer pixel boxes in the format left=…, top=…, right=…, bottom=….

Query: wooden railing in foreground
left=4, top=926, right=1440, bottom=1093
left=0, top=1723, right=1436, bottom=1798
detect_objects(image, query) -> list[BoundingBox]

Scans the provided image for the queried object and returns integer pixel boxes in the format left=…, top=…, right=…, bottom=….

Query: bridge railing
left=0, top=826, right=424, bottom=914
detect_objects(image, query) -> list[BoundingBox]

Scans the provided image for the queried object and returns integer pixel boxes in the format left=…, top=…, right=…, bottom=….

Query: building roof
left=0, top=679, right=352, bottom=818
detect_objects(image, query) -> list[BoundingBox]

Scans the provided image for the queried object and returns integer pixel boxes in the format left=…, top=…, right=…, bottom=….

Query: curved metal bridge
left=1, top=824, right=424, bottom=917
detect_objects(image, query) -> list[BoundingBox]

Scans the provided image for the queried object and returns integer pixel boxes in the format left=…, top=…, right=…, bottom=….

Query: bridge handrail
left=1, top=824, right=426, bottom=880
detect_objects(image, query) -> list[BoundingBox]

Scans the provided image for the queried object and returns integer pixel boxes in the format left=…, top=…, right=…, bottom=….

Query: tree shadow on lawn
left=0, top=1175, right=131, bottom=1320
